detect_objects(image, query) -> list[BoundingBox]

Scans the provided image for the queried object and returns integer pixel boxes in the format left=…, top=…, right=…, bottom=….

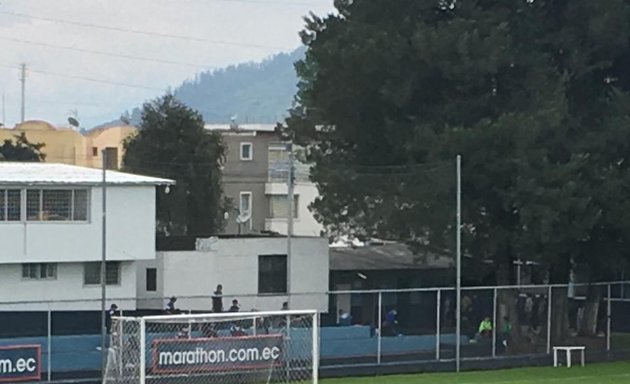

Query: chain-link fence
left=0, top=282, right=629, bottom=382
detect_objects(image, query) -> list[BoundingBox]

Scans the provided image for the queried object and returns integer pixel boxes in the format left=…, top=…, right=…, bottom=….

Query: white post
left=139, top=318, right=146, bottom=384
left=435, top=289, right=441, bottom=361
left=47, top=307, right=52, bottom=382
left=312, top=312, right=319, bottom=384
left=492, top=288, right=497, bottom=358
left=377, top=292, right=382, bottom=365
left=455, top=155, right=462, bottom=373
left=607, top=284, right=611, bottom=352
left=252, top=316, right=257, bottom=336
left=547, top=285, right=552, bottom=355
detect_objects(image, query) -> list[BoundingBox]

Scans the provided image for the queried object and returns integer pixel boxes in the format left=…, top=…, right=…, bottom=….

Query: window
left=104, top=147, right=119, bottom=170
left=146, top=268, right=157, bottom=292
left=84, top=262, right=121, bottom=285
left=269, top=195, right=299, bottom=219
left=92, top=147, right=98, bottom=156
left=239, top=192, right=252, bottom=215
left=26, top=189, right=89, bottom=221
left=0, top=189, right=21, bottom=221
left=258, top=254, right=287, bottom=294
left=240, top=142, right=253, bottom=160
left=268, top=145, right=289, bottom=182
left=22, top=263, right=57, bottom=280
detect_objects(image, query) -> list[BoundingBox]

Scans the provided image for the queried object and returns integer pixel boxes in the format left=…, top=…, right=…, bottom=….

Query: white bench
left=553, top=346, right=585, bottom=368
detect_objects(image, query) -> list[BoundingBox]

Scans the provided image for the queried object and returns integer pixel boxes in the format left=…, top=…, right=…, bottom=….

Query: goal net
left=103, top=310, right=318, bottom=384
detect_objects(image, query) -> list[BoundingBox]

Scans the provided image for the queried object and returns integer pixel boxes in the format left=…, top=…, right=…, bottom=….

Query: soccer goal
left=103, top=309, right=319, bottom=384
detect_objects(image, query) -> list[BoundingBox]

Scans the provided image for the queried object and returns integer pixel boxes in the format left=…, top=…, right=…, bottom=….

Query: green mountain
left=175, top=48, right=303, bottom=123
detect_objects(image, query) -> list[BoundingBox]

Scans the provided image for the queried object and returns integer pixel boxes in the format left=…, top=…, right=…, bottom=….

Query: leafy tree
left=123, top=94, right=227, bottom=237
left=287, top=0, right=630, bottom=343
left=0, top=133, right=45, bottom=161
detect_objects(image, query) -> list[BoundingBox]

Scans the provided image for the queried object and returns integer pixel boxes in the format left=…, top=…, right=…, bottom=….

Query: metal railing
left=0, top=281, right=629, bottom=382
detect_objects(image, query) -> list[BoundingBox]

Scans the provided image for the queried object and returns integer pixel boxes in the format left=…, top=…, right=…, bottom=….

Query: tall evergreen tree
left=288, top=0, right=630, bottom=342
left=123, top=95, right=227, bottom=237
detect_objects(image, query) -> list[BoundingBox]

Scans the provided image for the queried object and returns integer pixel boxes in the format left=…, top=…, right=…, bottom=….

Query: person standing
left=229, top=299, right=240, bottom=312
left=212, top=284, right=224, bottom=313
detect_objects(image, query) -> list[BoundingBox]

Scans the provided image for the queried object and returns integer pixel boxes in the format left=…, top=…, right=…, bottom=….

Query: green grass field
left=323, top=362, right=630, bottom=384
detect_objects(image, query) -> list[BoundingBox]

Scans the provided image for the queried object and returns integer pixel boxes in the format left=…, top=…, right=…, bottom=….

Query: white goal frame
left=107, top=309, right=319, bottom=384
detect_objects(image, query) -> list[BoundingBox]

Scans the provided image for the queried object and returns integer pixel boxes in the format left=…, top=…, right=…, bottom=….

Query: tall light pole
left=286, top=142, right=295, bottom=307
left=100, top=150, right=108, bottom=375
left=455, top=155, right=462, bottom=373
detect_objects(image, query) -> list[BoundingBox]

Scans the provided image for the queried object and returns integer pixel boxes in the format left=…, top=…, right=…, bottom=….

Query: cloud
left=0, top=0, right=333, bottom=127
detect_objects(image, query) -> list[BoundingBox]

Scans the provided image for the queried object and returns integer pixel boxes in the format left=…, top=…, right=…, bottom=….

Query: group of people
left=164, top=284, right=241, bottom=315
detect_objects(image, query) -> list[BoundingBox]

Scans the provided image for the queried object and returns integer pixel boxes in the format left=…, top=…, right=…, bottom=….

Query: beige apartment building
left=0, top=120, right=137, bottom=169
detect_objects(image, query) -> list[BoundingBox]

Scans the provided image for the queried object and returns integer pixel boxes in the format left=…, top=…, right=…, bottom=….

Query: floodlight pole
left=455, top=155, right=462, bottom=373
left=100, top=150, right=108, bottom=376
left=287, top=142, right=295, bottom=307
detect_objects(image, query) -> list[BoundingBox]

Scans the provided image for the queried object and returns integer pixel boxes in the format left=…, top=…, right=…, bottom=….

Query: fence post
left=377, top=291, right=382, bottom=365
left=546, top=285, right=552, bottom=355
left=436, top=289, right=441, bottom=361
left=492, top=288, right=497, bottom=358
left=607, top=284, right=612, bottom=352
left=47, top=306, right=52, bottom=382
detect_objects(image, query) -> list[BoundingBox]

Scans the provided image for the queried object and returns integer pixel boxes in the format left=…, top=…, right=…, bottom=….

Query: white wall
left=265, top=182, right=323, bottom=237
left=0, top=262, right=138, bottom=311
left=0, top=185, right=156, bottom=263
left=137, top=237, right=329, bottom=312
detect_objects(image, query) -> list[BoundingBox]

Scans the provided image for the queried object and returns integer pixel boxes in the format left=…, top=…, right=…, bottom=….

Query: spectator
left=105, top=304, right=118, bottom=333
left=229, top=299, right=240, bottom=312
left=212, top=284, right=224, bottom=313
left=338, top=309, right=352, bottom=326
left=476, top=316, right=493, bottom=340
left=165, top=297, right=178, bottom=314
left=383, top=309, right=400, bottom=336
left=281, top=301, right=289, bottom=310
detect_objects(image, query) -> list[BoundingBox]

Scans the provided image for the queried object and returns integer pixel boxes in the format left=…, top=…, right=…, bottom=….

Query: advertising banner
left=0, top=345, right=41, bottom=383
left=152, top=335, right=283, bottom=374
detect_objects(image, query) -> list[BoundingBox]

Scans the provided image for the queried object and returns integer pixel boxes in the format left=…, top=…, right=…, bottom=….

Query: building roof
left=0, top=163, right=174, bottom=186
left=330, top=243, right=454, bottom=271
left=204, top=123, right=277, bottom=132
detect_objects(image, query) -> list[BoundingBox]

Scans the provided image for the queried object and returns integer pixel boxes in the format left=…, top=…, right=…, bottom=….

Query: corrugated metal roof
left=330, top=243, right=454, bottom=271
left=0, top=163, right=174, bottom=186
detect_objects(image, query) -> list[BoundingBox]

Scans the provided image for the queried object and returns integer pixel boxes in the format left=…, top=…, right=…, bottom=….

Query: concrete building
left=205, top=123, right=323, bottom=237
left=137, top=236, right=329, bottom=312
left=0, top=162, right=172, bottom=310
left=0, top=120, right=137, bottom=169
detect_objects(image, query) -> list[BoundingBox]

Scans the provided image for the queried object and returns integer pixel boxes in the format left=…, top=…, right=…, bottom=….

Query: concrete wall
left=0, top=262, right=137, bottom=311
left=137, top=237, right=329, bottom=312
left=1, top=185, right=156, bottom=263
left=265, top=182, right=323, bottom=237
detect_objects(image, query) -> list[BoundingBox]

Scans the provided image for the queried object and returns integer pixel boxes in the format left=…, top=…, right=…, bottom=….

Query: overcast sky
left=0, top=0, right=334, bottom=128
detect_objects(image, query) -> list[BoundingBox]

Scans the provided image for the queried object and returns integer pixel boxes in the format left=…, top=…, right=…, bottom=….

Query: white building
left=137, top=236, right=329, bottom=313
left=0, top=163, right=172, bottom=311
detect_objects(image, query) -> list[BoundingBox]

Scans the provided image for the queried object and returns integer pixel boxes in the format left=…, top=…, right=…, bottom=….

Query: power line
left=0, top=10, right=287, bottom=50
left=0, top=63, right=163, bottom=91
left=0, top=35, right=219, bottom=69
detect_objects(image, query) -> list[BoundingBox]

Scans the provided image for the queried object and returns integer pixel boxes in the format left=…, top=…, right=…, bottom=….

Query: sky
left=0, top=0, right=334, bottom=128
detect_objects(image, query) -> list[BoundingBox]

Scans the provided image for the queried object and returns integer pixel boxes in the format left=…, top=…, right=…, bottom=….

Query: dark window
left=258, top=254, right=287, bottom=294
left=84, top=262, right=121, bottom=285
left=0, top=189, right=21, bottom=221
left=26, top=189, right=88, bottom=221
left=92, top=147, right=98, bottom=156
left=146, top=268, right=157, bottom=292
left=22, top=263, right=57, bottom=280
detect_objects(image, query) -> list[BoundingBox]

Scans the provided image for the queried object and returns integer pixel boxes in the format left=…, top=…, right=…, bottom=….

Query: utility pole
left=287, top=142, right=295, bottom=307
left=19, top=63, right=26, bottom=123
left=2, top=93, right=5, bottom=125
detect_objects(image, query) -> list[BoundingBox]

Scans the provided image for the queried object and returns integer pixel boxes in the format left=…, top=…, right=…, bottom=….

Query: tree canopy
left=123, top=94, right=227, bottom=237
left=287, top=0, right=630, bottom=285
left=0, top=133, right=45, bottom=162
